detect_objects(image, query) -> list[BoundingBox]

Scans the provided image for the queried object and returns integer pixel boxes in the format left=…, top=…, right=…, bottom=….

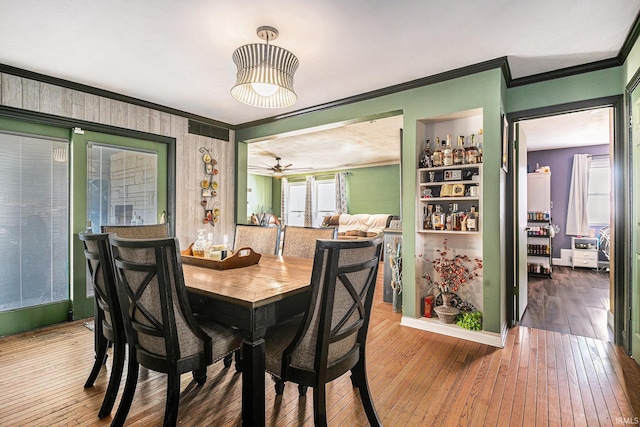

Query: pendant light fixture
left=231, top=26, right=299, bottom=108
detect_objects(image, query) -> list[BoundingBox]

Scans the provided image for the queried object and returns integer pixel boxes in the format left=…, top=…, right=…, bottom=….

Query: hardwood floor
left=1, top=267, right=639, bottom=426
left=521, top=266, right=613, bottom=342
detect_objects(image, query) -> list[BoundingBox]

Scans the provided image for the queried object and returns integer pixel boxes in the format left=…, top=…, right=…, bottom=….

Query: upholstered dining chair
left=109, top=235, right=242, bottom=427
left=101, top=223, right=170, bottom=239
left=233, top=224, right=280, bottom=255
left=281, top=226, right=338, bottom=259
left=79, top=231, right=126, bottom=420
left=264, top=238, right=383, bottom=426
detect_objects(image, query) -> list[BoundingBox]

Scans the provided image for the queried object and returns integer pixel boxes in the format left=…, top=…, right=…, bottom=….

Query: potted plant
left=419, top=239, right=483, bottom=323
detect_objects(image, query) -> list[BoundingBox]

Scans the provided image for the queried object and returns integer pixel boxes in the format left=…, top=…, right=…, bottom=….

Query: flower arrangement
left=419, top=239, right=483, bottom=295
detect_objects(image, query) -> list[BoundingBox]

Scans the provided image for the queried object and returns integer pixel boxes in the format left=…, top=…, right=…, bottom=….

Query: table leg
left=242, top=337, right=265, bottom=427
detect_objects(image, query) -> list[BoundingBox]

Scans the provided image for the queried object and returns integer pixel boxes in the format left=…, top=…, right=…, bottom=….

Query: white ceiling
left=0, top=0, right=633, bottom=172
left=520, top=108, right=612, bottom=152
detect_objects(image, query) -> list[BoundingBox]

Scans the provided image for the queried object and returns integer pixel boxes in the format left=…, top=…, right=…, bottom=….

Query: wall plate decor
left=199, top=147, right=220, bottom=227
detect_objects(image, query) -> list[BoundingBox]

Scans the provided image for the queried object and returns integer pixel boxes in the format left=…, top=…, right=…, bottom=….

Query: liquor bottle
left=432, top=205, right=444, bottom=230
left=432, top=137, right=443, bottom=167
left=419, top=140, right=433, bottom=168
left=443, top=134, right=453, bottom=166
left=477, top=128, right=483, bottom=163
left=424, top=205, right=433, bottom=229
left=467, top=206, right=478, bottom=231
left=465, top=134, right=480, bottom=164
left=453, top=136, right=465, bottom=165
left=452, top=203, right=461, bottom=231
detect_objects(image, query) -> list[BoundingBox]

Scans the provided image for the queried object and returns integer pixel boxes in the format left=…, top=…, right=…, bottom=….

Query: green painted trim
left=71, top=130, right=169, bottom=319
left=0, top=301, right=71, bottom=337
left=234, top=69, right=506, bottom=334
left=0, top=118, right=72, bottom=335
left=236, top=142, right=248, bottom=224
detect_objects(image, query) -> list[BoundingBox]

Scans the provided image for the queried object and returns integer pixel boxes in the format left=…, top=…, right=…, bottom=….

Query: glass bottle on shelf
left=423, top=205, right=433, bottom=230
left=465, top=134, right=480, bottom=164
left=419, top=140, right=433, bottom=168
left=477, top=128, right=483, bottom=163
left=452, top=203, right=461, bottom=231
left=467, top=206, right=478, bottom=231
left=192, top=228, right=208, bottom=257
left=432, top=137, right=443, bottom=167
left=443, top=134, right=453, bottom=166
left=445, top=203, right=453, bottom=230
left=432, top=205, right=444, bottom=230
left=453, top=136, right=465, bottom=165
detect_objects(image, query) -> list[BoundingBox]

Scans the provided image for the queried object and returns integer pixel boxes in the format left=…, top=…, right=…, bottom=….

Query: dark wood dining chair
left=109, top=235, right=242, bottom=427
left=233, top=224, right=280, bottom=255
left=264, top=238, right=383, bottom=426
left=281, top=225, right=338, bottom=259
left=79, top=231, right=126, bottom=419
left=101, top=223, right=170, bottom=239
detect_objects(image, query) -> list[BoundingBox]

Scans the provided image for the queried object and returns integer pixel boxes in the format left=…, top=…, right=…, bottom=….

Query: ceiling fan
left=250, top=156, right=294, bottom=178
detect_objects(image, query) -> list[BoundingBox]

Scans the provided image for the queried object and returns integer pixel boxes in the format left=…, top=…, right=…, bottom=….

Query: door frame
left=505, top=95, right=626, bottom=348
left=0, top=106, right=176, bottom=331
left=626, top=72, right=640, bottom=358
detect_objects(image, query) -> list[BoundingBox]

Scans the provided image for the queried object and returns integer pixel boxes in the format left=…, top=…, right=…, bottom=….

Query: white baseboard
left=401, top=316, right=506, bottom=347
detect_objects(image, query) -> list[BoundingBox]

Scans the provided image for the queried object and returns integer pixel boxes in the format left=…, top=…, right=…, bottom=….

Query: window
left=0, top=131, right=69, bottom=311
left=587, top=156, right=610, bottom=226
left=287, top=182, right=306, bottom=226
left=286, top=178, right=336, bottom=227
left=87, top=143, right=158, bottom=231
left=316, top=180, right=336, bottom=225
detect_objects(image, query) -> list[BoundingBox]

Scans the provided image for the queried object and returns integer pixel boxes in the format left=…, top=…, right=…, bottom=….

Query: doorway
left=508, top=98, right=622, bottom=344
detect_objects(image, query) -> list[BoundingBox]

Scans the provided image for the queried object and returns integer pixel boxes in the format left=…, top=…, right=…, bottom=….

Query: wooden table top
left=183, top=254, right=313, bottom=308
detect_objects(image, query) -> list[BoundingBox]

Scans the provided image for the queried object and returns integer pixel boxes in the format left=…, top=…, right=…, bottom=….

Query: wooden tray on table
left=180, top=245, right=261, bottom=270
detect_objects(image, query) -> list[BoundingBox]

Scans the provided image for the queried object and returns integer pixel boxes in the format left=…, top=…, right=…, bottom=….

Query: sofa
left=322, top=213, right=398, bottom=240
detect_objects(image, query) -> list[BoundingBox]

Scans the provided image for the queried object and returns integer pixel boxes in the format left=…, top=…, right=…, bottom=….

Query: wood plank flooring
left=521, top=266, right=613, bottom=341
left=1, top=266, right=639, bottom=426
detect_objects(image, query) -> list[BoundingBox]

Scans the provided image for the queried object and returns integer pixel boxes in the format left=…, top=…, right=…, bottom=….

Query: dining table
left=183, top=253, right=314, bottom=427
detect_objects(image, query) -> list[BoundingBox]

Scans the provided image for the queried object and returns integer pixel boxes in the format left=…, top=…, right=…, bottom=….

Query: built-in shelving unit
left=418, top=164, right=482, bottom=234
left=410, top=108, right=495, bottom=346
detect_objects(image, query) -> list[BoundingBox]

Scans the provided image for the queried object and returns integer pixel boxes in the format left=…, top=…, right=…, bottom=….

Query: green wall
left=347, top=165, right=400, bottom=215
left=281, top=164, right=401, bottom=216
left=236, top=69, right=506, bottom=334
left=506, top=67, right=623, bottom=113
left=247, top=174, right=274, bottom=219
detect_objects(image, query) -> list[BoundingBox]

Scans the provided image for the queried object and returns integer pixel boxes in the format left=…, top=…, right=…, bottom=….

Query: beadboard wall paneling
left=0, top=72, right=235, bottom=247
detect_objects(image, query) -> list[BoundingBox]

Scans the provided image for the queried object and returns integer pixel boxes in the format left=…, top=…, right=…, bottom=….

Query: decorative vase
left=434, top=292, right=459, bottom=323
left=391, top=284, right=402, bottom=313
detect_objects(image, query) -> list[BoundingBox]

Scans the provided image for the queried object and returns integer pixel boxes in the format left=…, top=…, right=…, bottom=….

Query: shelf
left=417, top=164, right=483, bottom=172
left=419, top=197, right=480, bottom=202
left=418, top=229, right=480, bottom=235
left=420, top=180, right=480, bottom=187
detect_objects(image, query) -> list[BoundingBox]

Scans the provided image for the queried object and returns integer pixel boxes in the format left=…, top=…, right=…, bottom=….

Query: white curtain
left=566, top=154, right=591, bottom=236
left=280, top=177, right=288, bottom=225
left=304, top=175, right=314, bottom=227
left=335, top=172, right=348, bottom=214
